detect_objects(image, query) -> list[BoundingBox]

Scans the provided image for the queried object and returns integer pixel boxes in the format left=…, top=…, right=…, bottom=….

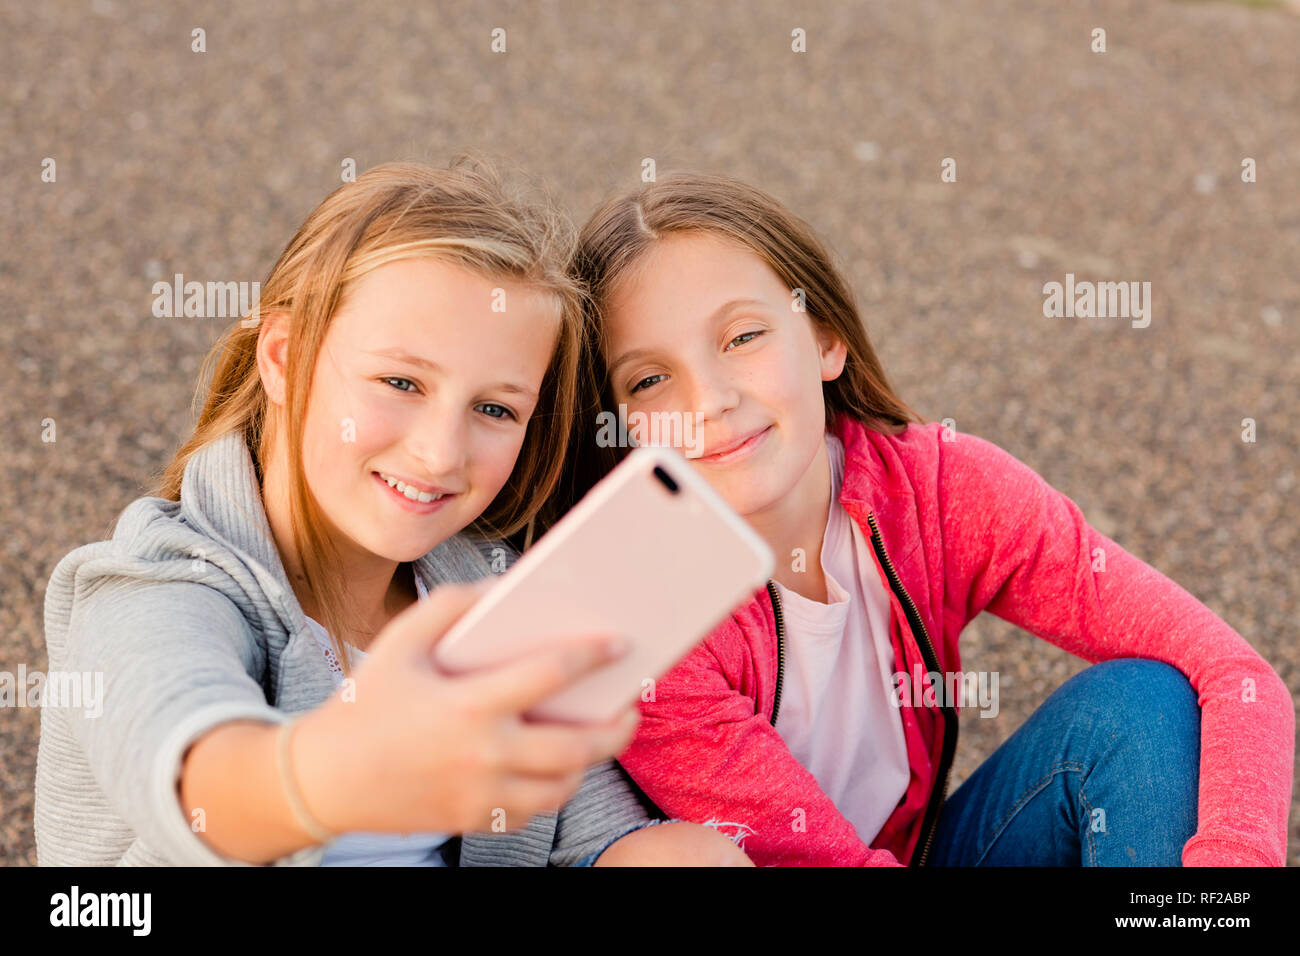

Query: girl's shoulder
left=45, top=487, right=285, bottom=656
left=51, top=490, right=217, bottom=588
left=837, top=414, right=1042, bottom=493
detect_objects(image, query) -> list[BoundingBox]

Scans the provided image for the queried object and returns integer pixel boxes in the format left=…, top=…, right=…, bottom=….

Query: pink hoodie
left=617, top=412, right=1294, bottom=866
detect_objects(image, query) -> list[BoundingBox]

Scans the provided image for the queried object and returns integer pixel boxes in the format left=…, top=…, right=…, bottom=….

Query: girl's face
left=296, top=257, right=559, bottom=563
left=601, top=230, right=846, bottom=518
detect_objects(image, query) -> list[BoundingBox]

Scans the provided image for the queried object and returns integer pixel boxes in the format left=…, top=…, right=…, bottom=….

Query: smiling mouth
left=695, top=425, right=772, bottom=463
left=372, top=472, right=460, bottom=513
left=377, top=472, right=450, bottom=503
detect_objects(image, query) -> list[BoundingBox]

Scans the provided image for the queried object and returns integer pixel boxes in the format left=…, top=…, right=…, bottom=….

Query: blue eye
left=629, top=373, right=667, bottom=395
left=381, top=376, right=418, bottom=393
left=726, top=330, right=764, bottom=350
left=477, top=403, right=517, bottom=421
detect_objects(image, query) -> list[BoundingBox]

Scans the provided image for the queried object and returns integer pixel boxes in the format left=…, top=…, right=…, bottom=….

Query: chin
left=347, top=527, right=441, bottom=564
left=712, top=476, right=777, bottom=519
left=391, top=538, right=449, bottom=562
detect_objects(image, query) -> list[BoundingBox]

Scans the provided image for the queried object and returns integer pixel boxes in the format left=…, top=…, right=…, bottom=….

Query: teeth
left=378, top=473, right=445, bottom=504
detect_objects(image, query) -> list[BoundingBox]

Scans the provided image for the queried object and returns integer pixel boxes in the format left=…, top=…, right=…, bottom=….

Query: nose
left=406, top=400, right=468, bottom=479
left=685, top=361, right=741, bottom=424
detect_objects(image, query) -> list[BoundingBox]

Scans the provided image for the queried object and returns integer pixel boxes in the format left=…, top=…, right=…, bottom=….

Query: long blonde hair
left=531, top=170, right=927, bottom=539
left=154, top=156, right=587, bottom=675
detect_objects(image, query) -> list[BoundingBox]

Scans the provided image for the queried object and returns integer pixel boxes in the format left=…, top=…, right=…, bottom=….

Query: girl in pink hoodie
left=540, top=171, right=1294, bottom=867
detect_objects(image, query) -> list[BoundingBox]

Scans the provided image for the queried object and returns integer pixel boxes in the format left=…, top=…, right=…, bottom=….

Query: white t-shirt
left=772, top=431, right=911, bottom=846
left=305, top=571, right=456, bottom=866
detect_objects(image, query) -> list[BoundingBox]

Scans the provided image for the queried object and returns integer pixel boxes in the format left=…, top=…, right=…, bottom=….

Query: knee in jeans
left=1069, top=658, right=1200, bottom=737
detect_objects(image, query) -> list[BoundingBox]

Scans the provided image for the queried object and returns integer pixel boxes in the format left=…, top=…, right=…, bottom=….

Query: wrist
left=282, top=708, right=349, bottom=838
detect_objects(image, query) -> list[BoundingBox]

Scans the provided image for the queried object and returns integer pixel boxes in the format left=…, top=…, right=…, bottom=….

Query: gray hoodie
left=34, top=428, right=658, bottom=866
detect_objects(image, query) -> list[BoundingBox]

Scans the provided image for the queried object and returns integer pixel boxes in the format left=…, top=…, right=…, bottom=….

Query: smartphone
left=433, top=445, right=775, bottom=723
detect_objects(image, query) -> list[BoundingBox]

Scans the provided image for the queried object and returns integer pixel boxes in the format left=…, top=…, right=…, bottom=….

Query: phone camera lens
left=652, top=466, right=680, bottom=494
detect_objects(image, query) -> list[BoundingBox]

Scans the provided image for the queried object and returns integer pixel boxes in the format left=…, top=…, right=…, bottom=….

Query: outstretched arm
left=936, top=429, right=1294, bottom=866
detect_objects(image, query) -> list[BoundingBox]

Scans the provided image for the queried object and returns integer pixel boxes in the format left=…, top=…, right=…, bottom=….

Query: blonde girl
left=35, top=158, right=749, bottom=867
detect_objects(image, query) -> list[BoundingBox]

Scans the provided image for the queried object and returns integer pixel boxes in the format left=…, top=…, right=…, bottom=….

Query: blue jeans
left=927, top=658, right=1201, bottom=866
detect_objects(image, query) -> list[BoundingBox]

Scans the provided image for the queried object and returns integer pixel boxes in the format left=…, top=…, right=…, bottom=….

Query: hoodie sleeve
left=937, top=429, right=1294, bottom=867
left=547, top=760, right=666, bottom=866
left=616, top=634, right=906, bottom=867
left=49, top=572, right=325, bottom=867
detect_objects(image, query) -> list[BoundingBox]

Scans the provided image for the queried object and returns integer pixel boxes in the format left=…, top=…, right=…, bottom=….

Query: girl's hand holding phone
left=290, top=580, right=640, bottom=837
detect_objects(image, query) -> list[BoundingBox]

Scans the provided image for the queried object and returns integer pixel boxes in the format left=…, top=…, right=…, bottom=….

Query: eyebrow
left=606, top=297, right=772, bottom=378
left=362, top=348, right=539, bottom=398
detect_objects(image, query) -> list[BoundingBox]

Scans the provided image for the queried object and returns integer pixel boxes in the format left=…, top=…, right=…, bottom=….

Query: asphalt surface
left=2, top=0, right=1297, bottom=866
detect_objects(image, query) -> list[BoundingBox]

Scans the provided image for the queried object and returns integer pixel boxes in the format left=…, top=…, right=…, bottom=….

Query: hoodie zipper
left=767, top=580, right=786, bottom=727
left=764, top=512, right=955, bottom=866
left=864, top=510, right=956, bottom=867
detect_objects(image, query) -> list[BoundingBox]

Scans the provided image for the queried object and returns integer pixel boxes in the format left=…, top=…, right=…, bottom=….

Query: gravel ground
left=2, top=0, right=1297, bottom=866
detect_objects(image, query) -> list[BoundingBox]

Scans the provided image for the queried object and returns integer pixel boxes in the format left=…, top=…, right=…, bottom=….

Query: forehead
left=339, top=257, right=542, bottom=314
left=611, top=232, right=782, bottom=305
left=328, top=257, right=560, bottom=370
left=603, top=232, right=790, bottom=347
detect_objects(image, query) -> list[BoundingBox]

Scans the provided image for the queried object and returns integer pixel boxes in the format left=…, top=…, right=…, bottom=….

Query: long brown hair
left=528, top=170, right=926, bottom=544
left=154, top=156, right=587, bottom=675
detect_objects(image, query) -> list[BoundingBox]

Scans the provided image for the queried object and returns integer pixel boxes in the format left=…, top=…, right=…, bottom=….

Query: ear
left=814, top=321, right=848, bottom=383
left=256, top=310, right=292, bottom=407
